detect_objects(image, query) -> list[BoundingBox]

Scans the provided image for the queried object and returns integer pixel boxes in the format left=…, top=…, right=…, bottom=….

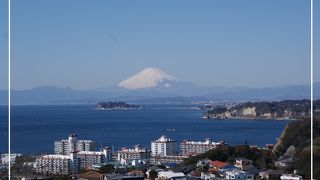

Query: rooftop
left=153, top=135, right=175, bottom=143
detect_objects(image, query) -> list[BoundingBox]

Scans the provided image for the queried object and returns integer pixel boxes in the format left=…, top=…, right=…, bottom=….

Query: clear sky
left=0, top=0, right=319, bottom=90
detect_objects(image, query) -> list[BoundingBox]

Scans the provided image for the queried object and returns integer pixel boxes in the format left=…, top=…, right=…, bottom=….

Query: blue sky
left=0, top=0, right=319, bottom=90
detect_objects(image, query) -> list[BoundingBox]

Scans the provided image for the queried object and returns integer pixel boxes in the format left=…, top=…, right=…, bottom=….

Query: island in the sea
left=96, top=102, right=144, bottom=110
left=203, top=99, right=319, bottom=120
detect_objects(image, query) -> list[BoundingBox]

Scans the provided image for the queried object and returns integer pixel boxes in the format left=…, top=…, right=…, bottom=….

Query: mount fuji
left=115, top=67, right=208, bottom=96
left=118, top=68, right=178, bottom=90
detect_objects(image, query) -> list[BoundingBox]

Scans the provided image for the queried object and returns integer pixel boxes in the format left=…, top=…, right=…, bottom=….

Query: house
left=225, top=169, right=254, bottom=180
left=218, top=165, right=239, bottom=177
left=259, top=169, right=284, bottom=179
left=127, top=170, right=145, bottom=177
left=103, top=174, right=144, bottom=180
left=280, top=174, right=303, bottom=180
left=78, top=170, right=104, bottom=180
left=158, top=170, right=187, bottom=180
left=201, top=172, right=217, bottom=180
left=234, top=158, right=253, bottom=170
left=196, top=158, right=211, bottom=167
left=208, top=161, right=226, bottom=173
left=234, top=158, right=259, bottom=175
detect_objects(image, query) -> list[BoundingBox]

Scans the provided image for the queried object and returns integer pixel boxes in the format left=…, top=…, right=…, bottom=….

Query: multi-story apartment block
left=54, top=134, right=96, bottom=155
left=103, top=146, right=113, bottom=162
left=77, top=151, right=106, bottom=169
left=117, top=145, right=151, bottom=162
left=35, top=153, right=79, bottom=175
left=180, top=138, right=225, bottom=156
left=151, top=135, right=176, bottom=156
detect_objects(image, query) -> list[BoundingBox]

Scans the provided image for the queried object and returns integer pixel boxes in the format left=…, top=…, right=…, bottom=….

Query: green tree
left=99, top=164, right=115, bottom=174
left=149, top=170, right=158, bottom=179
left=234, top=145, right=251, bottom=159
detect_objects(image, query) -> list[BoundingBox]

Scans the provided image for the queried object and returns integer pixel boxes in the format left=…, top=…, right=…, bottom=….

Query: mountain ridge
left=0, top=82, right=318, bottom=105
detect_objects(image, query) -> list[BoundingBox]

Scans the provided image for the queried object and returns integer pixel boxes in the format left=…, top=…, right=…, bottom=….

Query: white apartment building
left=77, top=151, right=106, bottom=169
left=117, top=145, right=151, bottom=162
left=180, top=138, right=224, bottom=156
left=151, top=135, right=176, bottom=156
left=1, top=153, right=21, bottom=165
left=54, top=134, right=96, bottom=155
left=35, top=153, right=79, bottom=175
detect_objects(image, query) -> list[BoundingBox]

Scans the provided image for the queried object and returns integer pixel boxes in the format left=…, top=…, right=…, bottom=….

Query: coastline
left=202, top=116, right=296, bottom=121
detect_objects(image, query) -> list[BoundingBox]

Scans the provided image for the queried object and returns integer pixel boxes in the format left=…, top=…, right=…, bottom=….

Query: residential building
left=234, top=158, right=259, bottom=175
left=77, top=140, right=97, bottom=152
left=1, top=153, right=21, bottom=165
left=259, top=170, right=284, bottom=180
left=280, top=174, right=303, bottom=180
left=234, top=158, right=253, bottom=170
left=208, top=160, right=226, bottom=173
left=54, top=134, right=96, bottom=155
left=35, top=153, right=79, bottom=175
left=201, top=172, right=217, bottom=180
left=103, top=147, right=113, bottom=162
left=180, top=138, right=224, bottom=156
left=117, top=145, right=151, bottom=163
left=77, top=151, right=106, bottom=169
left=76, top=170, right=104, bottom=180
left=196, top=158, right=211, bottom=168
left=157, top=170, right=186, bottom=180
left=150, top=155, right=187, bottom=165
left=104, top=174, right=144, bottom=180
left=225, top=169, right=254, bottom=180
left=218, top=165, right=239, bottom=178
left=151, top=135, right=176, bottom=156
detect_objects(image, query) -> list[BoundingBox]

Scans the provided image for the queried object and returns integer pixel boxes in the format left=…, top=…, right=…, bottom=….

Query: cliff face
left=204, top=99, right=319, bottom=120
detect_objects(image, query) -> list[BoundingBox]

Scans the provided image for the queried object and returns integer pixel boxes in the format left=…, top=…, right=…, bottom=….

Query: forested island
left=96, top=102, right=143, bottom=110
left=203, top=99, right=320, bottom=120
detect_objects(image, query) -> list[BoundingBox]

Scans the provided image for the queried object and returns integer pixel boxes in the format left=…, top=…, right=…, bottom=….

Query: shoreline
left=202, top=116, right=296, bottom=121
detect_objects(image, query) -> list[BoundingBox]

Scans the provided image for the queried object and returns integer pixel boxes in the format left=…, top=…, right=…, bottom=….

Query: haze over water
left=0, top=104, right=288, bottom=154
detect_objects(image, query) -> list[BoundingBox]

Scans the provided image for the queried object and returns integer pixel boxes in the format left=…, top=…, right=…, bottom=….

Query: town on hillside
left=1, top=129, right=309, bottom=180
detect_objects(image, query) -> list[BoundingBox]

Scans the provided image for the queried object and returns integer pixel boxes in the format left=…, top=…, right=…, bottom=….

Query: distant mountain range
left=0, top=68, right=318, bottom=104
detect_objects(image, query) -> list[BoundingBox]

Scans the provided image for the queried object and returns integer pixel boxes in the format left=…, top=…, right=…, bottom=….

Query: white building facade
left=54, top=134, right=96, bottom=155
left=77, top=151, right=106, bottom=169
left=1, top=153, right=21, bottom=165
left=180, top=138, right=224, bottom=156
left=35, top=153, right=79, bottom=175
left=117, top=145, right=151, bottom=163
left=151, top=135, right=176, bottom=156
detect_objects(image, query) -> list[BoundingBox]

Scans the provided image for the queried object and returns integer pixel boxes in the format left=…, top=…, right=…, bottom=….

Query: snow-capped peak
left=118, top=68, right=177, bottom=90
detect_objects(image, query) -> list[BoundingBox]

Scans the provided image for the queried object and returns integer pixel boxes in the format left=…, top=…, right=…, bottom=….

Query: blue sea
left=0, top=104, right=289, bottom=154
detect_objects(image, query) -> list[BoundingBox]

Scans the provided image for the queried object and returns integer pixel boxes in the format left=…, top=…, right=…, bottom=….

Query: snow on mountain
left=118, top=68, right=177, bottom=90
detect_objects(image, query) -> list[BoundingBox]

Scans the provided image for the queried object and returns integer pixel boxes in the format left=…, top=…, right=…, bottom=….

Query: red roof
left=210, top=160, right=226, bottom=168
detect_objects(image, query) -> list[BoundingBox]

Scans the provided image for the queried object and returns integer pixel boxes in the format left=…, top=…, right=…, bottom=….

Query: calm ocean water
left=0, top=105, right=289, bottom=154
